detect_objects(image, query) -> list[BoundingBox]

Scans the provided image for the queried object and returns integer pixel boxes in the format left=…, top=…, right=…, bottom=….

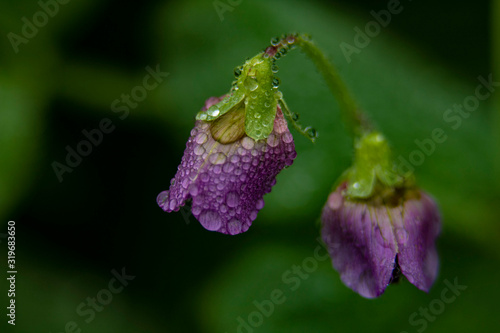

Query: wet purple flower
left=157, top=96, right=296, bottom=235
left=321, top=181, right=441, bottom=298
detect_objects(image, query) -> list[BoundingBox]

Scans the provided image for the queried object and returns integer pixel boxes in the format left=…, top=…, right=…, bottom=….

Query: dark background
left=1, top=0, right=498, bottom=332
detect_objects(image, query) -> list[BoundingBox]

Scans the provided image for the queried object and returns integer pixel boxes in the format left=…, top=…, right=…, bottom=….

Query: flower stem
left=294, top=34, right=370, bottom=139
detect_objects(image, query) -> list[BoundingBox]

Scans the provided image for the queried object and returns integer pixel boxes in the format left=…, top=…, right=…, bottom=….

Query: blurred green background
left=1, top=0, right=499, bottom=332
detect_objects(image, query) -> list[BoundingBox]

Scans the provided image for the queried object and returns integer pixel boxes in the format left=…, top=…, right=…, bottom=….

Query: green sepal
left=196, top=89, right=246, bottom=121
left=242, top=55, right=277, bottom=140
left=345, top=132, right=407, bottom=199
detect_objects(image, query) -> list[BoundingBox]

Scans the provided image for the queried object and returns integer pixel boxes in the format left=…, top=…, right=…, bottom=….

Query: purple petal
left=396, top=192, right=441, bottom=292
left=321, top=183, right=441, bottom=298
left=157, top=106, right=296, bottom=235
left=321, top=184, right=398, bottom=298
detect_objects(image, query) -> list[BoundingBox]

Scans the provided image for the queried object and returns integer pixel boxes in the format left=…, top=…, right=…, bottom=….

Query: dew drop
left=271, top=64, right=279, bottom=73
left=256, top=199, right=265, bottom=210
left=220, top=204, right=228, bottom=213
left=270, top=36, right=280, bottom=46
left=291, top=112, right=299, bottom=121
left=192, top=205, right=202, bottom=215
left=264, top=102, right=271, bottom=108
left=244, top=77, right=259, bottom=91
left=200, top=173, right=209, bottom=182
left=223, top=163, right=235, bottom=173
left=194, top=146, right=205, bottom=156
left=272, top=77, right=280, bottom=88
left=305, top=127, right=318, bottom=140
left=230, top=155, right=240, bottom=163
left=188, top=184, right=199, bottom=196
left=198, top=113, right=207, bottom=120
left=213, top=165, right=222, bottom=174
left=237, top=147, right=247, bottom=156
left=209, top=152, right=227, bottom=165
left=169, top=199, right=177, bottom=211
left=226, top=192, right=240, bottom=208
left=267, top=133, right=280, bottom=147
left=282, top=132, right=293, bottom=143
left=208, top=108, right=220, bottom=117
left=241, top=137, right=255, bottom=150
left=195, top=133, right=208, bottom=144
left=199, top=210, right=222, bottom=231
left=227, top=218, right=242, bottom=235
left=234, top=66, right=243, bottom=77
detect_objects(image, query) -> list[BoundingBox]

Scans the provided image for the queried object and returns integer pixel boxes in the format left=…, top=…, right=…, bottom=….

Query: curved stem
left=265, top=33, right=373, bottom=140
left=295, top=34, right=370, bottom=139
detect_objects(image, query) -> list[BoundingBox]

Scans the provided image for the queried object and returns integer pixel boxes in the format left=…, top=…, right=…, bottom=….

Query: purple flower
left=321, top=182, right=441, bottom=298
left=157, top=96, right=296, bottom=235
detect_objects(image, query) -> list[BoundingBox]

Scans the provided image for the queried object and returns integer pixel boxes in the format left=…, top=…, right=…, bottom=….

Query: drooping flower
left=321, top=132, right=441, bottom=298
left=157, top=49, right=302, bottom=234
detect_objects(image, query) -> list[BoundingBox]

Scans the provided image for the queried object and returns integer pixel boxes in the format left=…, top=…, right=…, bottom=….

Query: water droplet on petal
left=188, top=184, right=199, bottom=196
left=227, top=218, right=242, bottom=235
left=230, top=155, right=240, bottom=163
left=195, top=133, right=208, bottom=144
left=223, top=163, right=235, bottom=173
left=267, top=133, right=280, bottom=147
left=194, top=146, right=205, bottom=156
left=226, top=192, right=240, bottom=208
left=282, top=132, right=293, bottom=143
left=199, top=210, right=222, bottom=231
left=169, top=199, right=178, bottom=211
left=209, top=152, right=227, bottom=165
left=256, top=199, right=265, bottom=210
left=241, top=137, right=255, bottom=150
left=271, top=64, right=279, bottom=73
left=192, top=205, right=201, bottom=215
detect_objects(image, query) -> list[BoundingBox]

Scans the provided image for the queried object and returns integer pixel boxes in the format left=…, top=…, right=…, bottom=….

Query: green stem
left=294, top=34, right=370, bottom=139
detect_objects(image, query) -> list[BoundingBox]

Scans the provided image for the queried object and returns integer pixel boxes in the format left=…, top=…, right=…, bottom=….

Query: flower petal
left=396, top=191, right=441, bottom=292
left=157, top=106, right=296, bottom=235
left=321, top=184, right=398, bottom=298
